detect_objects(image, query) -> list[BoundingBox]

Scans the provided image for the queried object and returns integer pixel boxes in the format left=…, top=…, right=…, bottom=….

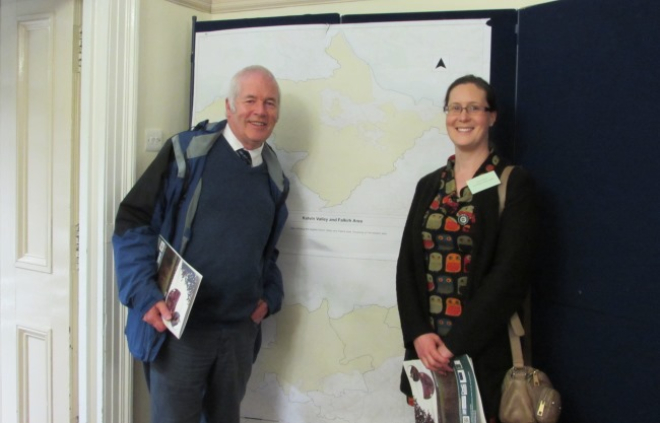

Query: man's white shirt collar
left=223, top=124, right=264, bottom=167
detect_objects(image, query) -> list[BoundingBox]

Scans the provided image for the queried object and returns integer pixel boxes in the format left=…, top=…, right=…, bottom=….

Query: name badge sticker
left=466, top=171, right=500, bottom=194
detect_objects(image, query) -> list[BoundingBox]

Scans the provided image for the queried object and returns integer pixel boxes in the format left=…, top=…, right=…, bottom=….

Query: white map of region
left=192, top=19, right=491, bottom=423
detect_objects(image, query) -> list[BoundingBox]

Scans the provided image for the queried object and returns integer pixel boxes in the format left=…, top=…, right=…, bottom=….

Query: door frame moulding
left=79, top=0, right=138, bottom=421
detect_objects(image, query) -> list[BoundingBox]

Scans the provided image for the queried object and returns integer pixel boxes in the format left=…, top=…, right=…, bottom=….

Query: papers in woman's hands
left=403, top=355, right=486, bottom=423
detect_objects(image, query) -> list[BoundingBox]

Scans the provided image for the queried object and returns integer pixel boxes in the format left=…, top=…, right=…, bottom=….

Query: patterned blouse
left=422, top=151, right=501, bottom=336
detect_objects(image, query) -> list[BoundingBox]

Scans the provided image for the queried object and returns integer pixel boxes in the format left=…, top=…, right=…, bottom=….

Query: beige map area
left=255, top=301, right=403, bottom=392
left=194, top=32, right=446, bottom=207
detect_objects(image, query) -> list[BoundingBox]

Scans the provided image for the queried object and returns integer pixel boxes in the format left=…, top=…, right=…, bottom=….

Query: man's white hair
left=227, top=65, right=281, bottom=112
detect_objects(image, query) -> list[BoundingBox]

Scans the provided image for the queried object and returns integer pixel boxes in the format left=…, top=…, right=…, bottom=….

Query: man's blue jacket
left=112, top=120, right=289, bottom=362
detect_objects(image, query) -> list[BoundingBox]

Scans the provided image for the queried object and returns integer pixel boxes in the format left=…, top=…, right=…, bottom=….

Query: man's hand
left=413, top=333, right=454, bottom=375
left=142, top=301, right=171, bottom=332
left=250, top=299, right=269, bottom=324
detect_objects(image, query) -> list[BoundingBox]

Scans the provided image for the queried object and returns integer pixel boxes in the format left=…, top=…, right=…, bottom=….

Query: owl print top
left=422, top=152, right=500, bottom=336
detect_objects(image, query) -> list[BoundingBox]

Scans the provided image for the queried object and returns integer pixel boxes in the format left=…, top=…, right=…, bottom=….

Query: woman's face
left=445, top=83, right=497, bottom=152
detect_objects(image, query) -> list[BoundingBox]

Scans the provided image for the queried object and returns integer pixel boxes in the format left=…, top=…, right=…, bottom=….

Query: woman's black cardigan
left=396, top=160, right=539, bottom=417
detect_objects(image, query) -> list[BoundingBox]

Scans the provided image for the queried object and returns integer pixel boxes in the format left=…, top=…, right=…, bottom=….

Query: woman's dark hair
left=443, top=75, right=498, bottom=112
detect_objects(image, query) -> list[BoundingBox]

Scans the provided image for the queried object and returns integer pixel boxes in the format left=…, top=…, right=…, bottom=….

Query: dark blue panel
left=518, top=1, right=660, bottom=422
left=533, top=304, right=659, bottom=422
left=518, top=0, right=660, bottom=318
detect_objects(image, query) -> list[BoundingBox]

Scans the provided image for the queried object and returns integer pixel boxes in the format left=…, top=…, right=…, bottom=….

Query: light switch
left=146, top=129, right=164, bottom=152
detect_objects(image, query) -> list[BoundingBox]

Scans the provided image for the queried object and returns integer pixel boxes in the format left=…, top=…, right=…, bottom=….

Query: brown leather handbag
left=499, top=313, right=561, bottom=423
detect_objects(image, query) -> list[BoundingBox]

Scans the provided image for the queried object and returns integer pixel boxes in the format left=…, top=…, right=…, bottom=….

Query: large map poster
left=192, top=18, right=491, bottom=423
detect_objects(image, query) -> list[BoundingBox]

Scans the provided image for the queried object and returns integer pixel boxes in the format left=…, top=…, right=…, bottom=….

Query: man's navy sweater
left=183, top=138, right=275, bottom=327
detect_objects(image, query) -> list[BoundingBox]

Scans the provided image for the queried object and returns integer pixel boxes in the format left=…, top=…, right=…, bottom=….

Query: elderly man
left=112, top=65, right=289, bottom=423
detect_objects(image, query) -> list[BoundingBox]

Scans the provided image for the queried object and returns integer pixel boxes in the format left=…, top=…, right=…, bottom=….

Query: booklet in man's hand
left=156, top=235, right=203, bottom=339
left=403, top=354, right=486, bottom=423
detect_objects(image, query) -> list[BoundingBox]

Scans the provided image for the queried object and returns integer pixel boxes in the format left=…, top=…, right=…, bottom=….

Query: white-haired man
left=113, top=65, right=289, bottom=423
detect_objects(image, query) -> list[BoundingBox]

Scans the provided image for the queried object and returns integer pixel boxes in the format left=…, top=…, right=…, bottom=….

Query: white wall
left=137, top=0, right=210, bottom=173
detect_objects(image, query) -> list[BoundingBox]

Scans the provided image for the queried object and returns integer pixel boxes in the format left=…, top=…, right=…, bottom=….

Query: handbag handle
left=497, top=165, right=514, bottom=216
left=498, top=165, right=531, bottom=369
left=508, top=313, right=526, bottom=369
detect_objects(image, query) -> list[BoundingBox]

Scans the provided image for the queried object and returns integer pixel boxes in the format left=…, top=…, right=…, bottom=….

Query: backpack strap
left=169, top=123, right=223, bottom=253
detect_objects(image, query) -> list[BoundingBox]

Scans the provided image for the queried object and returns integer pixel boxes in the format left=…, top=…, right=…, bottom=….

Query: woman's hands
left=413, top=333, right=455, bottom=375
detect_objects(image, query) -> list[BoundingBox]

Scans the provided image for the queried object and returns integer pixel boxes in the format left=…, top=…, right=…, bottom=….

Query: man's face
left=225, top=72, right=280, bottom=150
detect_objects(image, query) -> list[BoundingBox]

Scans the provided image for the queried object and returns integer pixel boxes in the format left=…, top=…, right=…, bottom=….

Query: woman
left=396, top=75, right=538, bottom=422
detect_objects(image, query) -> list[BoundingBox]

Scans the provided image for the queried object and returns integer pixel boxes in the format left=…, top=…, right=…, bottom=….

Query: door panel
left=1, top=0, right=79, bottom=422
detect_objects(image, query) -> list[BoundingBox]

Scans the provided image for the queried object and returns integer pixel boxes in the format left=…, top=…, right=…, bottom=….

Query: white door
left=0, top=0, right=80, bottom=421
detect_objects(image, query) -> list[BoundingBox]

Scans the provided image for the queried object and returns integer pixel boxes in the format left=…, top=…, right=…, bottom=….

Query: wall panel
left=17, top=326, right=53, bottom=423
left=15, top=16, right=54, bottom=274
